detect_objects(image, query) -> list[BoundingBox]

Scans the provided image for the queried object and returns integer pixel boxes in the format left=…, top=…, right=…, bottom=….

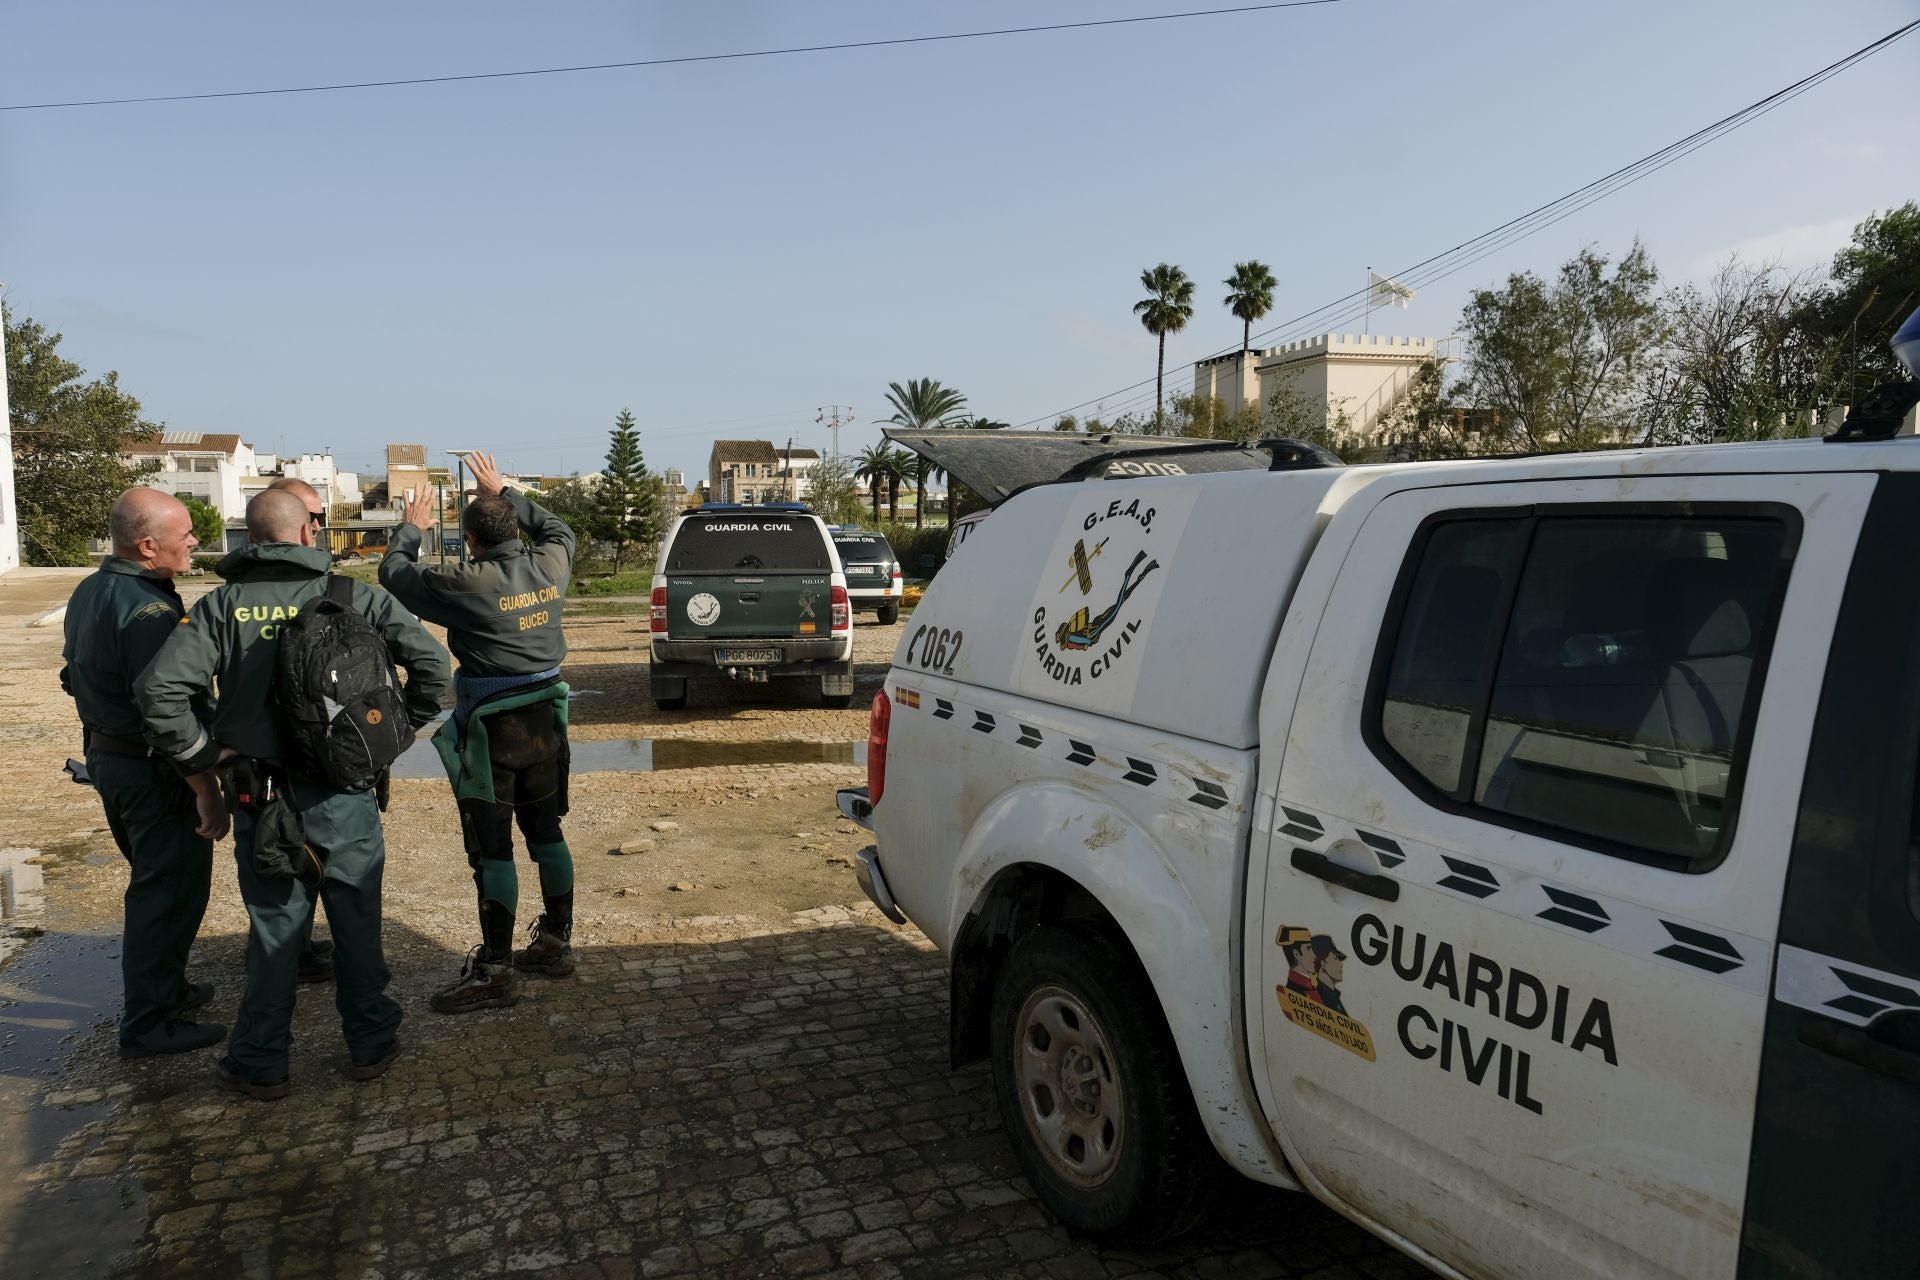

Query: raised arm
left=377, top=486, right=463, bottom=626
left=506, top=488, right=575, bottom=580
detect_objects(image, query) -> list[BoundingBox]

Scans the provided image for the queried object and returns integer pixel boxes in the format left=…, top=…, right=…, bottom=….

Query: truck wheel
left=989, top=921, right=1224, bottom=1246
left=650, top=675, right=688, bottom=712
left=877, top=602, right=900, bottom=626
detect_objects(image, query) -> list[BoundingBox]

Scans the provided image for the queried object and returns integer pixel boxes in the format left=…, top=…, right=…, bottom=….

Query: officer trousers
left=224, top=783, right=402, bottom=1083
left=91, top=753, right=212, bottom=1045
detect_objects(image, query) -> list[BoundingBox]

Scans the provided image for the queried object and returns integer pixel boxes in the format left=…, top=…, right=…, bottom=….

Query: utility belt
left=220, top=755, right=391, bottom=822
left=84, top=727, right=155, bottom=759
left=78, top=728, right=191, bottom=809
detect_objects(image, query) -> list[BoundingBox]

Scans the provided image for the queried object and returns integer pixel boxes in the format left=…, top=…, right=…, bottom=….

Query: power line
left=0, top=2, right=1347, bottom=113
left=1020, top=17, right=1920, bottom=428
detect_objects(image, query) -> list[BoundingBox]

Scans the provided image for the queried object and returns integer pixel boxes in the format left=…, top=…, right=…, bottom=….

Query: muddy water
left=389, top=735, right=866, bottom=779
left=0, top=923, right=149, bottom=1274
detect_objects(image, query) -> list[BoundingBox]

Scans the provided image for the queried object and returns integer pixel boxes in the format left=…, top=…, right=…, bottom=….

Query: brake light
left=831, top=584, right=850, bottom=632
left=650, top=586, right=667, bottom=633
left=868, top=688, right=891, bottom=805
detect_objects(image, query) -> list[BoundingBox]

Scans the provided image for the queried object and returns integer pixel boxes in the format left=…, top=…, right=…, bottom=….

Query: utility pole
left=784, top=435, right=795, bottom=503
left=815, top=405, right=855, bottom=462
left=449, top=451, right=471, bottom=565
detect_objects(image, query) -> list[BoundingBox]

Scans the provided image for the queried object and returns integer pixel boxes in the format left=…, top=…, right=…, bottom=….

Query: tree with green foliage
left=1054, top=414, right=1079, bottom=432
left=1134, top=263, right=1196, bottom=427
left=4, top=306, right=161, bottom=565
left=182, top=496, right=224, bottom=551
left=597, top=408, right=657, bottom=572
left=535, top=475, right=607, bottom=565
left=1223, top=260, right=1278, bottom=373
left=1455, top=242, right=1664, bottom=452
left=882, top=378, right=968, bottom=528
left=880, top=446, right=914, bottom=522
left=803, top=452, right=867, bottom=526
left=853, top=443, right=891, bottom=524
left=1637, top=257, right=1832, bottom=446
left=1815, top=201, right=1920, bottom=405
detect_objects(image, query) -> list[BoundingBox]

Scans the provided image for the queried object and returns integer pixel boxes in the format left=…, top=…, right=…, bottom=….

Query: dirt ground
left=0, top=567, right=896, bottom=934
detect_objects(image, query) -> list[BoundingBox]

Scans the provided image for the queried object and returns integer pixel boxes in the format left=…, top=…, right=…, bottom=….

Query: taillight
left=831, top=584, right=850, bottom=632
left=650, top=586, right=667, bottom=633
left=868, top=688, right=891, bottom=805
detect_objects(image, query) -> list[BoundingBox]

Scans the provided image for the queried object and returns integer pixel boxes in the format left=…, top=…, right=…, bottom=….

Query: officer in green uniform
left=138, top=489, right=450, bottom=1098
left=379, top=452, right=577, bottom=1013
left=62, top=489, right=230, bottom=1058
left=265, top=476, right=338, bottom=986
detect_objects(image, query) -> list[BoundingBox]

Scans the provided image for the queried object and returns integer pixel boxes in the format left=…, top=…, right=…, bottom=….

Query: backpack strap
left=325, top=574, right=355, bottom=609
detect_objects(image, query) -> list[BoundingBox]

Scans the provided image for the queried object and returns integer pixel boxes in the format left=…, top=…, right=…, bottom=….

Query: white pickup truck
left=839, top=394, right=1920, bottom=1278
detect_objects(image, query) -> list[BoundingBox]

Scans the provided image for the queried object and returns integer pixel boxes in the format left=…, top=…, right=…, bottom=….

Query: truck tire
left=650, top=675, right=688, bottom=712
left=989, top=921, right=1225, bottom=1246
left=877, top=601, right=900, bottom=626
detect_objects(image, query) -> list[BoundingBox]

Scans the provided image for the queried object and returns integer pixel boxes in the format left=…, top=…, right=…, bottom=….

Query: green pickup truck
left=648, top=505, right=855, bottom=710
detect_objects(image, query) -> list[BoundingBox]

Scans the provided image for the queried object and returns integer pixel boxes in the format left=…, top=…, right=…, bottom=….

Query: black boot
left=512, top=893, right=576, bottom=978
left=430, top=900, right=517, bottom=1014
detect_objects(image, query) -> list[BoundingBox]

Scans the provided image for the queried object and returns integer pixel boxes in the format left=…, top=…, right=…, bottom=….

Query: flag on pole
left=1368, top=269, right=1415, bottom=310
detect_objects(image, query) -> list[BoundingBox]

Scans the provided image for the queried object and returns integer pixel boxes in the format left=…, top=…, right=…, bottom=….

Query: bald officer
left=139, top=489, right=449, bottom=1098
left=263, top=475, right=339, bottom=987
left=62, top=489, right=229, bottom=1058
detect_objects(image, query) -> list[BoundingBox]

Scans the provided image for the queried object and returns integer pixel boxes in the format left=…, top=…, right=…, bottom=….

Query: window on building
left=1370, top=507, right=1795, bottom=868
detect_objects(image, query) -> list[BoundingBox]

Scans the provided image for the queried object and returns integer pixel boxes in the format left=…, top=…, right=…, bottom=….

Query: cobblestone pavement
left=5, top=906, right=1429, bottom=1280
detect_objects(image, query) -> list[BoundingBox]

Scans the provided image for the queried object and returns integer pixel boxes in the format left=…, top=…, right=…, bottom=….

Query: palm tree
left=883, top=378, right=968, bottom=528
left=881, top=447, right=915, bottom=522
left=1134, top=263, right=1196, bottom=427
left=1223, top=260, right=1278, bottom=380
left=854, top=443, right=890, bottom=524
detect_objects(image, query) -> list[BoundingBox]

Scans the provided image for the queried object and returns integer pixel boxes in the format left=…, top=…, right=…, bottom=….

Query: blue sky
left=1, top=1, right=1912, bottom=482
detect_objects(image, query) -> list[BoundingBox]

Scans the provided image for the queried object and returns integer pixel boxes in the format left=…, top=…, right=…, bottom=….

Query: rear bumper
left=846, top=583, right=902, bottom=604
left=651, top=636, right=852, bottom=672
left=854, top=846, right=905, bottom=925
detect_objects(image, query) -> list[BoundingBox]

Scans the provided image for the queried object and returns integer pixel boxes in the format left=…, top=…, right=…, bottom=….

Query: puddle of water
left=0, top=928, right=147, bottom=1276
left=389, top=736, right=866, bottom=779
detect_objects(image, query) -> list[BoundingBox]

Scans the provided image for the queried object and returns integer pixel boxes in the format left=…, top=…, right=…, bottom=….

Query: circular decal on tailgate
left=687, top=593, right=722, bottom=626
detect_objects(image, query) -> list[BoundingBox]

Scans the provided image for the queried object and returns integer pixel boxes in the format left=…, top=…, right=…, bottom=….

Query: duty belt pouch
left=252, top=794, right=326, bottom=890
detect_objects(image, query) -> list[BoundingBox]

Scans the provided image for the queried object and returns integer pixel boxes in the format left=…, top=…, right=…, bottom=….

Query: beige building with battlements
left=1195, top=334, right=1456, bottom=437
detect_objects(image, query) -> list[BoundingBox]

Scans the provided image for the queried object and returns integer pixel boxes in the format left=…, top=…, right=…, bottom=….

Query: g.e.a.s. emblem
left=1029, top=498, right=1160, bottom=688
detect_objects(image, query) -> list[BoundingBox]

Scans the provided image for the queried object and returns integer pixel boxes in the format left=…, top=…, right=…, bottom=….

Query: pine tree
left=598, top=408, right=658, bottom=572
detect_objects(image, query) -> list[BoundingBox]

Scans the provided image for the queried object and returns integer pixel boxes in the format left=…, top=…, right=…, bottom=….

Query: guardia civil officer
left=138, top=489, right=450, bottom=1098
left=62, top=489, right=230, bottom=1058
left=264, top=476, right=339, bottom=987
left=378, top=451, right=578, bottom=1014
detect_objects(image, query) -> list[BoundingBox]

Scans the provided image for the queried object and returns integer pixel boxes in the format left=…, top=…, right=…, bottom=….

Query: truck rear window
left=831, top=533, right=895, bottom=564
left=667, top=515, right=832, bottom=573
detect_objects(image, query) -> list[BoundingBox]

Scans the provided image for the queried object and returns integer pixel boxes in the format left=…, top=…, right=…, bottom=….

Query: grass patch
left=571, top=571, right=653, bottom=597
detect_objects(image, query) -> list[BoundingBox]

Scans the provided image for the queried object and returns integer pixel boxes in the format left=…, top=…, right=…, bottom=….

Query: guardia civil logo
left=1029, top=498, right=1161, bottom=688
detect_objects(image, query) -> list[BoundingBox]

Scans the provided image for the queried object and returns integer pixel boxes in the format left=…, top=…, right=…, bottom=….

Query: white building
left=1195, top=334, right=1456, bottom=438
left=279, top=452, right=362, bottom=509
left=126, top=432, right=258, bottom=521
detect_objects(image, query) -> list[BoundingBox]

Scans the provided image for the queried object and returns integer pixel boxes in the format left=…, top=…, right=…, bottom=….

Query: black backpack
left=275, top=576, right=411, bottom=791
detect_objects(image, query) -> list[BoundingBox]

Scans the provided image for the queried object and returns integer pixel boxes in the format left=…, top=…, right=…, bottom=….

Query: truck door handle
left=1291, top=848, right=1400, bottom=902
left=1798, top=1011, right=1920, bottom=1086
left=738, top=592, right=761, bottom=602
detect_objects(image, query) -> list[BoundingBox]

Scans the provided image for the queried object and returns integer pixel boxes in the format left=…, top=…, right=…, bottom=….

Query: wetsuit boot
left=513, top=891, right=576, bottom=977
left=430, top=899, right=518, bottom=1014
